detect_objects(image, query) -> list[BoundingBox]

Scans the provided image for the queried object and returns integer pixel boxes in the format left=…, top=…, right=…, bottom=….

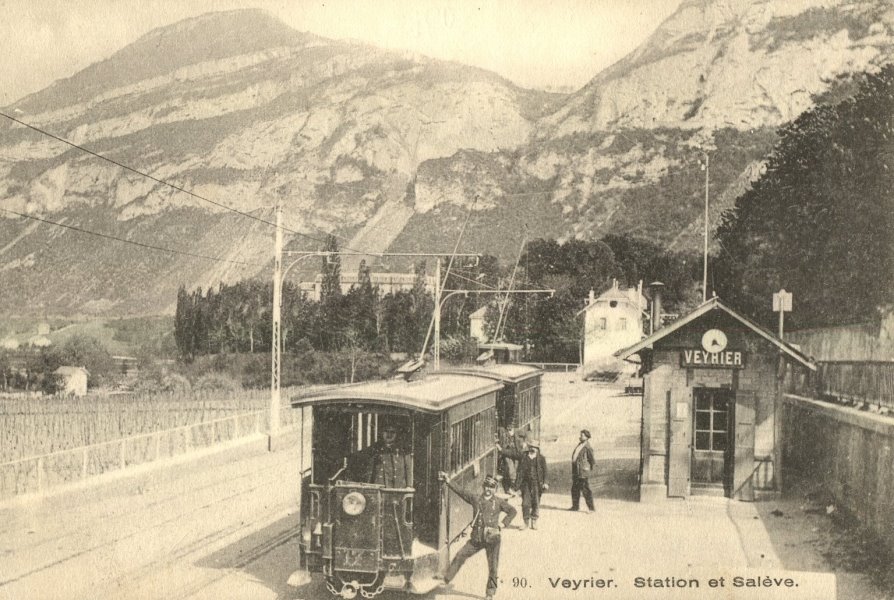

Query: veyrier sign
left=680, top=349, right=745, bottom=369
left=680, top=328, right=746, bottom=369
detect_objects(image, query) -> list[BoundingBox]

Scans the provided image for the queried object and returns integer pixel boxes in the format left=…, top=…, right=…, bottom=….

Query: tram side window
left=449, top=407, right=495, bottom=473
left=516, top=387, right=539, bottom=427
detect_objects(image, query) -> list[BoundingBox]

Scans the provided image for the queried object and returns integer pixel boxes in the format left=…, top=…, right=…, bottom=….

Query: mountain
left=1, top=2, right=893, bottom=316
left=543, top=0, right=894, bottom=134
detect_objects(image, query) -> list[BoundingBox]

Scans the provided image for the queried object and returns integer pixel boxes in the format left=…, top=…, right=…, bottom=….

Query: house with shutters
left=578, top=280, right=646, bottom=371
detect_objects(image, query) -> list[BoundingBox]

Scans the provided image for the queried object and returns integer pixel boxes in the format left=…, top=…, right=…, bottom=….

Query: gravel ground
left=756, top=482, right=894, bottom=599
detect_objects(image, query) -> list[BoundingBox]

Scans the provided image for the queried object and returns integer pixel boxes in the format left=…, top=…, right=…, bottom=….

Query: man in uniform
left=439, top=472, right=516, bottom=600
left=358, top=422, right=413, bottom=487
left=513, top=439, right=548, bottom=529
left=569, top=429, right=595, bottom=512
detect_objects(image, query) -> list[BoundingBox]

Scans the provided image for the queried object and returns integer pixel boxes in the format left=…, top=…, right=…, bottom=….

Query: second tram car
left=439, top=363, right=542, bottom=441
left=290, top=372, right=506, bottom=598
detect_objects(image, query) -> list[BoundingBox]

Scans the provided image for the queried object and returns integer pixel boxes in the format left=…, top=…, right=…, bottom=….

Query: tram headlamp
left=342, top=491, right=367, bottom=516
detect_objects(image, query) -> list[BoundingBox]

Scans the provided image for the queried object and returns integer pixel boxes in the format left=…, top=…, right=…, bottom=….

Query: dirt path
left=756, top=483, right=894, bottom=600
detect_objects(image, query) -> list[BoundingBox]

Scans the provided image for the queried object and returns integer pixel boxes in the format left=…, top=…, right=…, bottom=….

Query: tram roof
left=290, top=373, right=504, bottom=413
left=437, top=364, right=542, bottom=383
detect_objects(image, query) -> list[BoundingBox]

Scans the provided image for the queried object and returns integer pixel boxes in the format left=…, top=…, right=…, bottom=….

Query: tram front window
left=313, top=409, right=413, bottom=487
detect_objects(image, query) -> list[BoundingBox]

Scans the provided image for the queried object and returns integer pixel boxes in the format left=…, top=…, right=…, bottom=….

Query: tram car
left=438, top=362, right=542, bottom=441
left=289, top=372, right=506, bottom=598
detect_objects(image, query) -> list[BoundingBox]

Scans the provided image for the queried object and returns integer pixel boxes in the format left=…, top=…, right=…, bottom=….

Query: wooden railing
left=0, top=410, right=267, bottom=500
left=789, top=361, right=894, bottom=412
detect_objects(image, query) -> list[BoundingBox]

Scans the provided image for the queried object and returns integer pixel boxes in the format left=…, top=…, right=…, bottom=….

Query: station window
left=599, top=317, right=607, bottom=330
left=619, top=318, right=627, bottom=331
left=694, top=394, right=728, bottom=451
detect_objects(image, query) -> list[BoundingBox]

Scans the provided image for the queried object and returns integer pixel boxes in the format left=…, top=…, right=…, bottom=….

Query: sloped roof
left=54, top=366, right=90, bottom=376
left=438, top=363, right=542, bottom=383
left=470, top=306, right=488, bottom=318
left=478, top=342, right=523, bottom=351
left=576, top=287, right=646, bottom=316
left=290, top=373, right=503, bottom=413
left=614, top=297, right=815, bottom=370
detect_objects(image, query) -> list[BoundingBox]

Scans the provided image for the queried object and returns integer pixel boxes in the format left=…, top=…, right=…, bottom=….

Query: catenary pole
left=702, top=152, right=710, bottom=303
left=270, top=200, right=283, bottom=448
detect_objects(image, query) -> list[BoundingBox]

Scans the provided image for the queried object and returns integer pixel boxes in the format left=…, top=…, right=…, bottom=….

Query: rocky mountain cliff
left=1, top=2, right=893, bottom=316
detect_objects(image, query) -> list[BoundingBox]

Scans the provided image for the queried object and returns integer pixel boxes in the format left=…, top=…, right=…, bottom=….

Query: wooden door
left=668, top=390, right=691, bottom=497
left=691, top=388, right=732, bottom=488
left=732, top=391, right=756, bottom=501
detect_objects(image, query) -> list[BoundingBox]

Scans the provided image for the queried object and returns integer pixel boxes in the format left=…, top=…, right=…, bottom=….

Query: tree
left=715, top=65, right=894, bottom=328
left=319, top=235, right=344, bottom=350
left=174, top=285, right=194, bottom=360
left=344, top=260, right=378, bottom=349
left=45, top=334, right=115, bottom=388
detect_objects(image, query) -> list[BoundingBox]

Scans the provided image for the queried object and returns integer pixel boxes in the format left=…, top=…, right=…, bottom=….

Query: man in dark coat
left=356, top=422, right=413, bottom=487
left=439, top=473, right=516, bottom=600
left=512, top=439, right=548, bottom=529
left=497, top=427, right=524, bottom=494
left=570, top=429, right=595, bottom=512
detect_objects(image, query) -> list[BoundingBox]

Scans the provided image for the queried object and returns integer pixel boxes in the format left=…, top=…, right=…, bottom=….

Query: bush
left=133, top=366, right=192, bottom=394
left=194, top=373, right=242, bottom=393
left=439, top=335, right=479, bottom=365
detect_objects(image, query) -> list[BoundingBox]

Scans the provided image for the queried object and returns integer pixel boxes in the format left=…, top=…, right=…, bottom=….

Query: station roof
left=437, top=363, right=542, bottom=383
left=614, top=297, right=816, bottom=370
left=290, top=373, right=504, bottom=413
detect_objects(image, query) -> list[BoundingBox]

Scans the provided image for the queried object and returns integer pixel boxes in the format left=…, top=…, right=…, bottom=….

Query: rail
left=0, top=410, right=267, bottom=500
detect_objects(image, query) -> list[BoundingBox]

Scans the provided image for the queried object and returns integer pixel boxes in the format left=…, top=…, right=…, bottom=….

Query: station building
left=615, top=297, right=815, bottom=501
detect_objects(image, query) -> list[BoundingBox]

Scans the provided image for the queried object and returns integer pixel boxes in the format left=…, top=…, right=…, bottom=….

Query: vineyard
left=0, top=387, right=311, bottom=499
left=0, top=389, right=285, bottom=462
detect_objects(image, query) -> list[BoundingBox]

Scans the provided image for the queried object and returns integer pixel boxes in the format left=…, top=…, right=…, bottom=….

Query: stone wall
left=782, top=394, right=894, bottom=551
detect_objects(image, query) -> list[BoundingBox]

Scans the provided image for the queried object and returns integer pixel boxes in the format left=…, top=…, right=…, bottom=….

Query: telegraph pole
left=702, top=152, right=710, bottom=302
left=434, top=259, right=441, bottom=370
left=270, top=200, right=282, bottom=448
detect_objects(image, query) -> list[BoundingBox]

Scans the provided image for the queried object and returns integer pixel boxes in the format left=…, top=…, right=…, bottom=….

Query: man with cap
left=358, top=421, right=413, bottom=488
left=513, top=439, right=548, bottom=529
left=570, top=429, right=596, bottom=512
left=438, top=472, right=516, bottom=600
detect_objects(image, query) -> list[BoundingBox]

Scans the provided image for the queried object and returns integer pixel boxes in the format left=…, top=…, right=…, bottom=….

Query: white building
left=578, top=280, right=647, bottom=370
left=54, top=366, right=89, bottom=396
left=300, top=272, right=435, bottom=302
left=469, top=306, right=488, bottom=342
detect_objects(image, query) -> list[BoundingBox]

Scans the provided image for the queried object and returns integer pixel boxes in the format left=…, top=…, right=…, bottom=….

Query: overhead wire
left=0, top=207, right=264, bottom=267
left=0, top=111, right=378, bottom=255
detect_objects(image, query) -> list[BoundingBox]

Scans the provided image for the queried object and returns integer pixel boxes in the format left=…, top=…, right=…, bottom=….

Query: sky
left=0, top=0, right=682, bottom=105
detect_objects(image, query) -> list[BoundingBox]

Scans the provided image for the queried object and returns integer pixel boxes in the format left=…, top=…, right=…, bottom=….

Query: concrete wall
left=782, top=394, right=894, bottom=551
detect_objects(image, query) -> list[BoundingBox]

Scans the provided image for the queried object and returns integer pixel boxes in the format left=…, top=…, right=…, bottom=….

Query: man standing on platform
left=497, top=427, right=524, bottom=494
left=569, top=429, right=595, bottom=512
left=439, top=473, right=516, bottom=600
left=514, top=440, right=548, bottom=529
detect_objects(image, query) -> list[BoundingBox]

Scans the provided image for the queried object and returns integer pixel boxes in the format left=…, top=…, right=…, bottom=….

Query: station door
left=691, top=388, right=734, bottom=493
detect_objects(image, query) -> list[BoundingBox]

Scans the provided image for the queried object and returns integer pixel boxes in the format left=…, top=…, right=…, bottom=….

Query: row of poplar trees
left=173, top=236, right=473, bottom=361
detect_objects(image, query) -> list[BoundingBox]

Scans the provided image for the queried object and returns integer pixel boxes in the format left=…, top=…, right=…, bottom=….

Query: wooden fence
left=0, top=411, right=269, bottom=500
left=789, top=361, right=894, bottom=412
left=0, top=385, right=317, bottom=500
